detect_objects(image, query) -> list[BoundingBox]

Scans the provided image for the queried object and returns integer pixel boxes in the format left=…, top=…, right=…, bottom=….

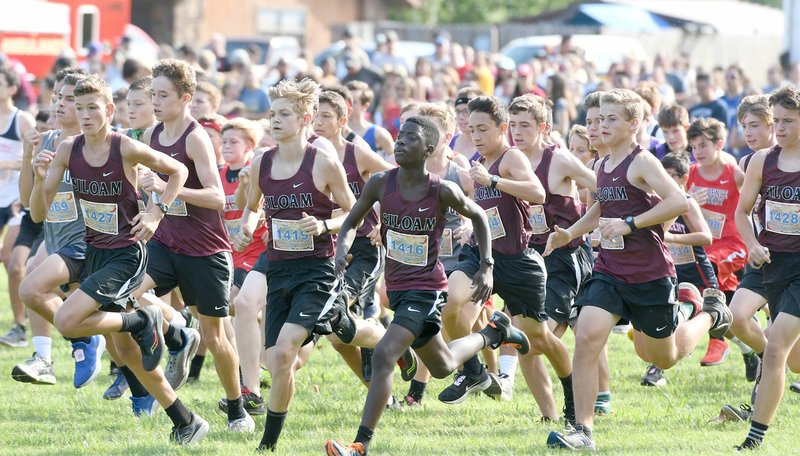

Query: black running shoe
left=482, top=310, right=530, bottom=354
left=396, top=347, right=418, bottom=382
left=171, top=414, right=209, bottom=445
left=130, top=306, right=164, bottom=372
left=720, top=404, right=753, bottom=422
left=437, top=367, right=491, bottom=405
left=361, top=348, right=373, bottom=382
left=701, top=289, right=732, bottom=339
left=735, top=439, right=761, bottom=451
left=641, top=364, right=667, bottom=387
left=218, top=388, right=265, bottom=416
left=743, top=352, right=760, bottom=383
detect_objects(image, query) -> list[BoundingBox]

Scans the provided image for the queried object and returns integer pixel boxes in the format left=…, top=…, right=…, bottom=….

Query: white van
left=500, top=34, right=647, bottom=73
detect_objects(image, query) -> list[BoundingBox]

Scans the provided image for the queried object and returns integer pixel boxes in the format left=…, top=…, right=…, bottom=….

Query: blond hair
left=268, top=78, right=319, bottom=116
left=222, top=118, right=259, bottom=147
left=152, top=59, right=196, bottom=97
left=737, top=94, right=773, bottom=125
left=417, top=102, right=456, bottom=136
left=600, top=89, right=643, bottom=122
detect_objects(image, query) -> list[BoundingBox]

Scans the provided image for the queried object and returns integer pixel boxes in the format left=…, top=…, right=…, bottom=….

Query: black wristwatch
left=321, top=219, right=330, bottom=234
left=624, top=215, right=637, bottom=232
left=490, top=175, right=500, bottom=190
left=155, top=202, right=170, bottom=215
left=481, top=257, right=495, bottom=267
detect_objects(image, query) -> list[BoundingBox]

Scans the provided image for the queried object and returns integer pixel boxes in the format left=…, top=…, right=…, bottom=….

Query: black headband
left=454, top=96, right=471, bottom=106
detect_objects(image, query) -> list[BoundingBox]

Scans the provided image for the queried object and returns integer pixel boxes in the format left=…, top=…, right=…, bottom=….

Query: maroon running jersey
left=472, top=148, right=531, bottom=255
left=69, top=133, right=140, bottom=249
left=529, top=144, right=584, bottom=248
left=379, top=168, right=447, bottom=291
left=593, top=145, right=675, bottom=283
left=150, top=122, right=230, bottom=256
left=336, top=142, right=378, bottom=238
left=258, top=144, right=335, bottom=262
left=757, top=146, right=800, bottom=252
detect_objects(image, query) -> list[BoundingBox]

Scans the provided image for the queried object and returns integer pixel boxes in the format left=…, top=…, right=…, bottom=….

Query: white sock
left=499, top=355, right=518, bottom=383
left=32, top=336, right=52, bottom=362
left=170, top=311, right=186, bottom=329
left=730, top=336, right=754, bottom=354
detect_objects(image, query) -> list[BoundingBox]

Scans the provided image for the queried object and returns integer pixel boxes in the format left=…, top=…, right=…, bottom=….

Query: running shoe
left=72, top=335, right=106, bottom=389
left=678, top=282, right=703, bottom=318
left=12, top=352, right=56, bottom=385
left=437, top=367, right=491, bottom=405
left=790, top=381, right=800, bottom=394
left=483, top=310, right=530, bottom=354
left=228, top=412, right=255, bottom=432
left=743, top=351, right=761, bottom=383
left=103, top=371, right=129, bottom=400
left=131, top=394, right=159, bottom=417
left=702, top=288, right=732, bottom=339
left=402, top=394, right=422, bottom=408
left=594, top=392, right=612, bottom=415
left=0, top=324, right=28, bottom=348
left=130, top=306, right=164, bottom=372
left=396, top=347, right=418, bottom=382
left=324, top=440, right=365, bottom=456
left=483, top=372, right=513, bottom=401
left=171, top=414, right=209, bottom=445
left=547, top=427, right=596, bottom=450
left=385, top=395, right=402, bottom=411
left=218, top=388, right=265, bottom=416
left=641, top=364, right=667, bottom=387
left=165, top=327, right=200, bottom=391
left=612, top=323, right=631, bottom=334
left=735, top=440, right=761, bottom=451
left=701, top=338, right=731, bottom=366
left=719, top=404, right=753, bottom=422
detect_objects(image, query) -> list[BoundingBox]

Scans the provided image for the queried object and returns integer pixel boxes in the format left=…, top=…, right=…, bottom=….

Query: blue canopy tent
left=566, top=3, right=672, bottom=32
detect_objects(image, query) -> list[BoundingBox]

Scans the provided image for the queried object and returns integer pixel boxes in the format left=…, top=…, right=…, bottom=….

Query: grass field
left=0, top=268, right=799, bottom=455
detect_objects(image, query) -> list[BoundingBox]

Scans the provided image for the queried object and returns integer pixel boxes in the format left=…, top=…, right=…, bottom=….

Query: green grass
left=0, top=267, right=799, bottom=455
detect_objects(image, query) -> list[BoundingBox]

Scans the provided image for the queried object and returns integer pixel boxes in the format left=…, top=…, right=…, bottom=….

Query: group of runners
left=0, top=54, right=799, bottom=454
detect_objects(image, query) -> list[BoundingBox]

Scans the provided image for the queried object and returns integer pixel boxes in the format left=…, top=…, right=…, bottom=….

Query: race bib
left=80, top=200, right=118, bottom=235
left=271, top=218, right=314, bottom=251
left=386, top=229, right=429, bottom=266
left=165, top=198, right=188, bottom=217
left=224, top=219, right=242, bottom=240
left=46, top=192, right=78, bottom=223
left=667, top=242, right=696, bottom=265
left=440, top=228, right=453, bottom=257
left=529, top=204, right=550, bottom=234
left=331, top=207, right=344, bottom=219
left=485, top=206, right=506, bottom=240
left=701, top=208, right=726, bottom=239
left=598, top=217, right=624, bottom=250
left=765, top=200, right=800, bottom=236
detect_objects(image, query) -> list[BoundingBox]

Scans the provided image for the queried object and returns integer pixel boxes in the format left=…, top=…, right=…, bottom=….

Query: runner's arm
left=29, top=139, right=71, bottom=223
left=335, top=172, right=385, bottom=276
left=178, top=132, right=226, bottom=210
left=664, top=196, right=712, bottom=246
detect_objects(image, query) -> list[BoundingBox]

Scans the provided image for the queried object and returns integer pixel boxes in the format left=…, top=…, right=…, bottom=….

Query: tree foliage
left=388, top=0, right=783, bottom=25
left=388, top=0, right=575, bottom=24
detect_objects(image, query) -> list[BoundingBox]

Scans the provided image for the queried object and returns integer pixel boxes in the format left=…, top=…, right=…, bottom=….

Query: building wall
left=199, top=0, right=361, bottom=54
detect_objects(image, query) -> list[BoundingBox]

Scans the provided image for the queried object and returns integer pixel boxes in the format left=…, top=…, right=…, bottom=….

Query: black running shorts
left=80, top=242, right=146, bottom=312
left=388, top=289, right=446, bottom=349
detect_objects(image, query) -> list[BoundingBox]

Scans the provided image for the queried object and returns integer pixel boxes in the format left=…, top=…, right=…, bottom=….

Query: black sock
left=462, top=355, right=483, bottom=376
left=575, top=423, right=593, bottom=439
left=259, top=409, right=288, bottom=451
left=744, top=420, right=768, bottom=447
left=164, top=325, right=184, bottom=351
left=120, top=366, right=149, bottom=397
left=407, top=379, right=427, bottom=403
left=710, top=334, right=724, bottom=341
left=120, top=311, right=146, bottom=333
left=227, top=395, right=247, bottom=421
left=354, top=425, right=374, bottom=453
left=560, top=374, right=573, bottom=395
left=110, top=360, right=118, bottom=370
left=189, top=355, right=205, bottom=376
left=68, top=337, right=91, bottom=344
left=478, top=326, right=503, bottom=348
left=165, top=398, right=193, bottom=429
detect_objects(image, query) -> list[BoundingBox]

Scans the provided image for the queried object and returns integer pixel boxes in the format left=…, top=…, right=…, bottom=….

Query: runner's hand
left=367, top=224, right=382, bottom=247
left=23, top=128, right=41, bottom=154
left=335, top=253, right=353, bottom=277
left=470, top=266, right=493, bottom=303
left=140, top=170, right=166, bottom=194
left=543, top=225, right=571, bottom=256
left=748, top=244, right=770, bottom=269
left=453, top=223, right=472, bottom=246
left=233, top=224, right=254, bottom=251
left=299, top=212, right=324, bottom=236
left=131, top=209, right=164, bottom=242
left=33, top=149, right=56, bottom=179
left=469, top=160, right=492, bottom=186
left=600, top=217, right=630, bottom=238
